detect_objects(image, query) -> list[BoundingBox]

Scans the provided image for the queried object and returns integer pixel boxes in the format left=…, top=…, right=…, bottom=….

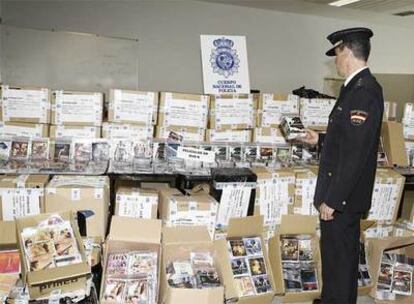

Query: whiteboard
left=0, top=25, right=139, bottom=92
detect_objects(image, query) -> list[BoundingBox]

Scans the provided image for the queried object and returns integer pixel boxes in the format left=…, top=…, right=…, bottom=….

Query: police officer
left=299, top=28, right=384, bottom=304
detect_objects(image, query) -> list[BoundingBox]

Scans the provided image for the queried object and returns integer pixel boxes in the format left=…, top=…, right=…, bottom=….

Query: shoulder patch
left=350, top=110, right=368, bottom=126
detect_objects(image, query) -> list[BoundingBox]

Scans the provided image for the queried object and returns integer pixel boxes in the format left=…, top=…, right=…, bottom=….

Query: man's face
left=334, top=45, right=348, bottom=77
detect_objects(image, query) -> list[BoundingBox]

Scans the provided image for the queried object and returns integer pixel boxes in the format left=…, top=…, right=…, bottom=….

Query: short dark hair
left=341, top=39, right=371, bottom=61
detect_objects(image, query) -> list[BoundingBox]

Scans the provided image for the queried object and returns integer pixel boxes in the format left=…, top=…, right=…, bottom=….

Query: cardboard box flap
left=0, top=175, right=49, bottom=188
left=109, top=216, right=161, bottom=244
left=27, top=262, right=90, bottom=285
left=227, top=216, right=264, bottom=238
left=163, top=226, right=211, bottom=245
left=373, top=236, right=414, bottom=252
left=279, top=215, right=318, bottom=235
left=382, top=121, right=409, bottom=166
left=360, top=220, right=376, bottom=232
left=0, top=221, right=17, bottom=247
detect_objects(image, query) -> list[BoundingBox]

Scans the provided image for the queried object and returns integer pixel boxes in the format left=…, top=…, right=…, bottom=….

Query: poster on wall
left=200, top=35, right=250, bottom=94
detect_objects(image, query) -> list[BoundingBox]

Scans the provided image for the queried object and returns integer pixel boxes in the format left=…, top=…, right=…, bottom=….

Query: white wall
left=2, top=0, right=414, bottom=94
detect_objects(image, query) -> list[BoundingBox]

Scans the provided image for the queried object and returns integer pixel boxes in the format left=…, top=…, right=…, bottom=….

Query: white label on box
left=55, top=91, right=102, bottom=125
left=103, top=123, right=153, bottom=140
left=214, top=97, right=254, bottom=127
left=2, top=87, right=49, bottom=122
left=1, top=189, right=41, bottom=220
left=216, top=185, right=251, bottom=228
left=176, top=146, right=215, bottom=163
left=254, top=128, right=286, bottom=145
left=258, top=177, right=291, bottom=226
left=0, top=123, right=44, bottom=138
left=159, top=128, right=204, bottom=142
left=71, top=188, right=81, bottom=201
left=55, top=125, right=98, bottom=139
left=300, top=98, right=335, bottom=127
left=368, top=182, right=400, bottom=222
left=117, top=194, right=155, bottom=219
left=113, top=90, right=154, bottom=124
left=262, top=95, right=299, bottom=126
left=163, top=95, right=208, bottom=128
left=168, top=200, right=218, bottom=239
left=300, top=178, right=318, bottom=216
left=210, top=130, right=250, bottom=143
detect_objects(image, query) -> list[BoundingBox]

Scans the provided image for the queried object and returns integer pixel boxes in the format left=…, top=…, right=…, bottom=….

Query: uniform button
left=342, top=201, right=346, bottom=206
left=328, top=172, right=332, bottom=176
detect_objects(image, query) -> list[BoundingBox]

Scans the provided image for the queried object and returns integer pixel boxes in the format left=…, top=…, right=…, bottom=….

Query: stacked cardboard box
left=114, top=185, right=159, bottom=220
left=299, top=98, right=335, bottom=130
left=49, top=125, right=100, bottom=139
left=405, top=141, right=414, bottom=167
left=159, top=188, right=218, bottom=239
left=0, top=122, right=49, bottom=138
left=367, top=168, right=405, bottom=224
left=45, top=175, right=110, bottom=239
left=0, top=175, right=49, bottom=222
left=256, top=93, right=299, bottom=128
left=105, top=89, right=157, bottom=145
left=403, top=103, right=414, bottom=140
left=253, top=128, right=286, bottom=145
left=157, top=92, right=209, bottom=142
left=293, top=168, right=319, bottom=216
left=0, top=175, right=49, bottom=247
left=384, top=101, right=397, bottom=122
left=251, top=167, right=295, bottom=240
left=0, top=85, right=51, bottom=138
left=206, top=129, right=252, bottom=143
left=209, top=94, right=257, bottom=139
left=50, top=90, right=103, bottom=148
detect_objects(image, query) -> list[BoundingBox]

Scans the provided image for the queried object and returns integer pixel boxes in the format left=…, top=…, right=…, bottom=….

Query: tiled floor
left=272, top=296, right=375, bottom=303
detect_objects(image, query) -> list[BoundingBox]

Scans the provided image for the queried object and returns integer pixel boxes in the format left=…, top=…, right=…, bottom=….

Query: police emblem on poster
left=200, top=35, right=250, bottom=94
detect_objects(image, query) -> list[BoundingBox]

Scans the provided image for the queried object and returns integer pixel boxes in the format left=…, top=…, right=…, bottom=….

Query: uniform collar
left=344, top=66, right=369, bottom=87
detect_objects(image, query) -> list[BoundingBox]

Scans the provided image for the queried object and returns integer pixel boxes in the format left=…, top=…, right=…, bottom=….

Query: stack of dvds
left=166, top=252, right=221, bottom=289
left=227, top=237, right=273, bottom=297
left=358, top=241, right=372, bottom=289
left=279, top=116, right=306, bottom=141
left=280, top=235, right=319, bottom=293
left=376, top=252, right=414, bottom=300
left=20, top=214, right=83, bottom=271
left=102, top=251, right=158, bottom=303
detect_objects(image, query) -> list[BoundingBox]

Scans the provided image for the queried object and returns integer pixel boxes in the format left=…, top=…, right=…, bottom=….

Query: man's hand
left=319, top=203, right=335, bottom=221
left=298, top=129, right=319, bottom=146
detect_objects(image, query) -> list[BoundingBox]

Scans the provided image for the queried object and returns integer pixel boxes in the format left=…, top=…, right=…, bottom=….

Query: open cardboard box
left=359, top=220, right=377, bottom=296
left=368, top=236, right=414, bottom=303
left=16, top=211, right=90, bottom=300
left=160, top=226, right=224, bottom=304
left=100, top=216, right=162, bottom=303
left=268, top=215, right=321, bottom=303
left=45, top=176, right=110, bottom=239
left=214, top=215, right=275, bottom=304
